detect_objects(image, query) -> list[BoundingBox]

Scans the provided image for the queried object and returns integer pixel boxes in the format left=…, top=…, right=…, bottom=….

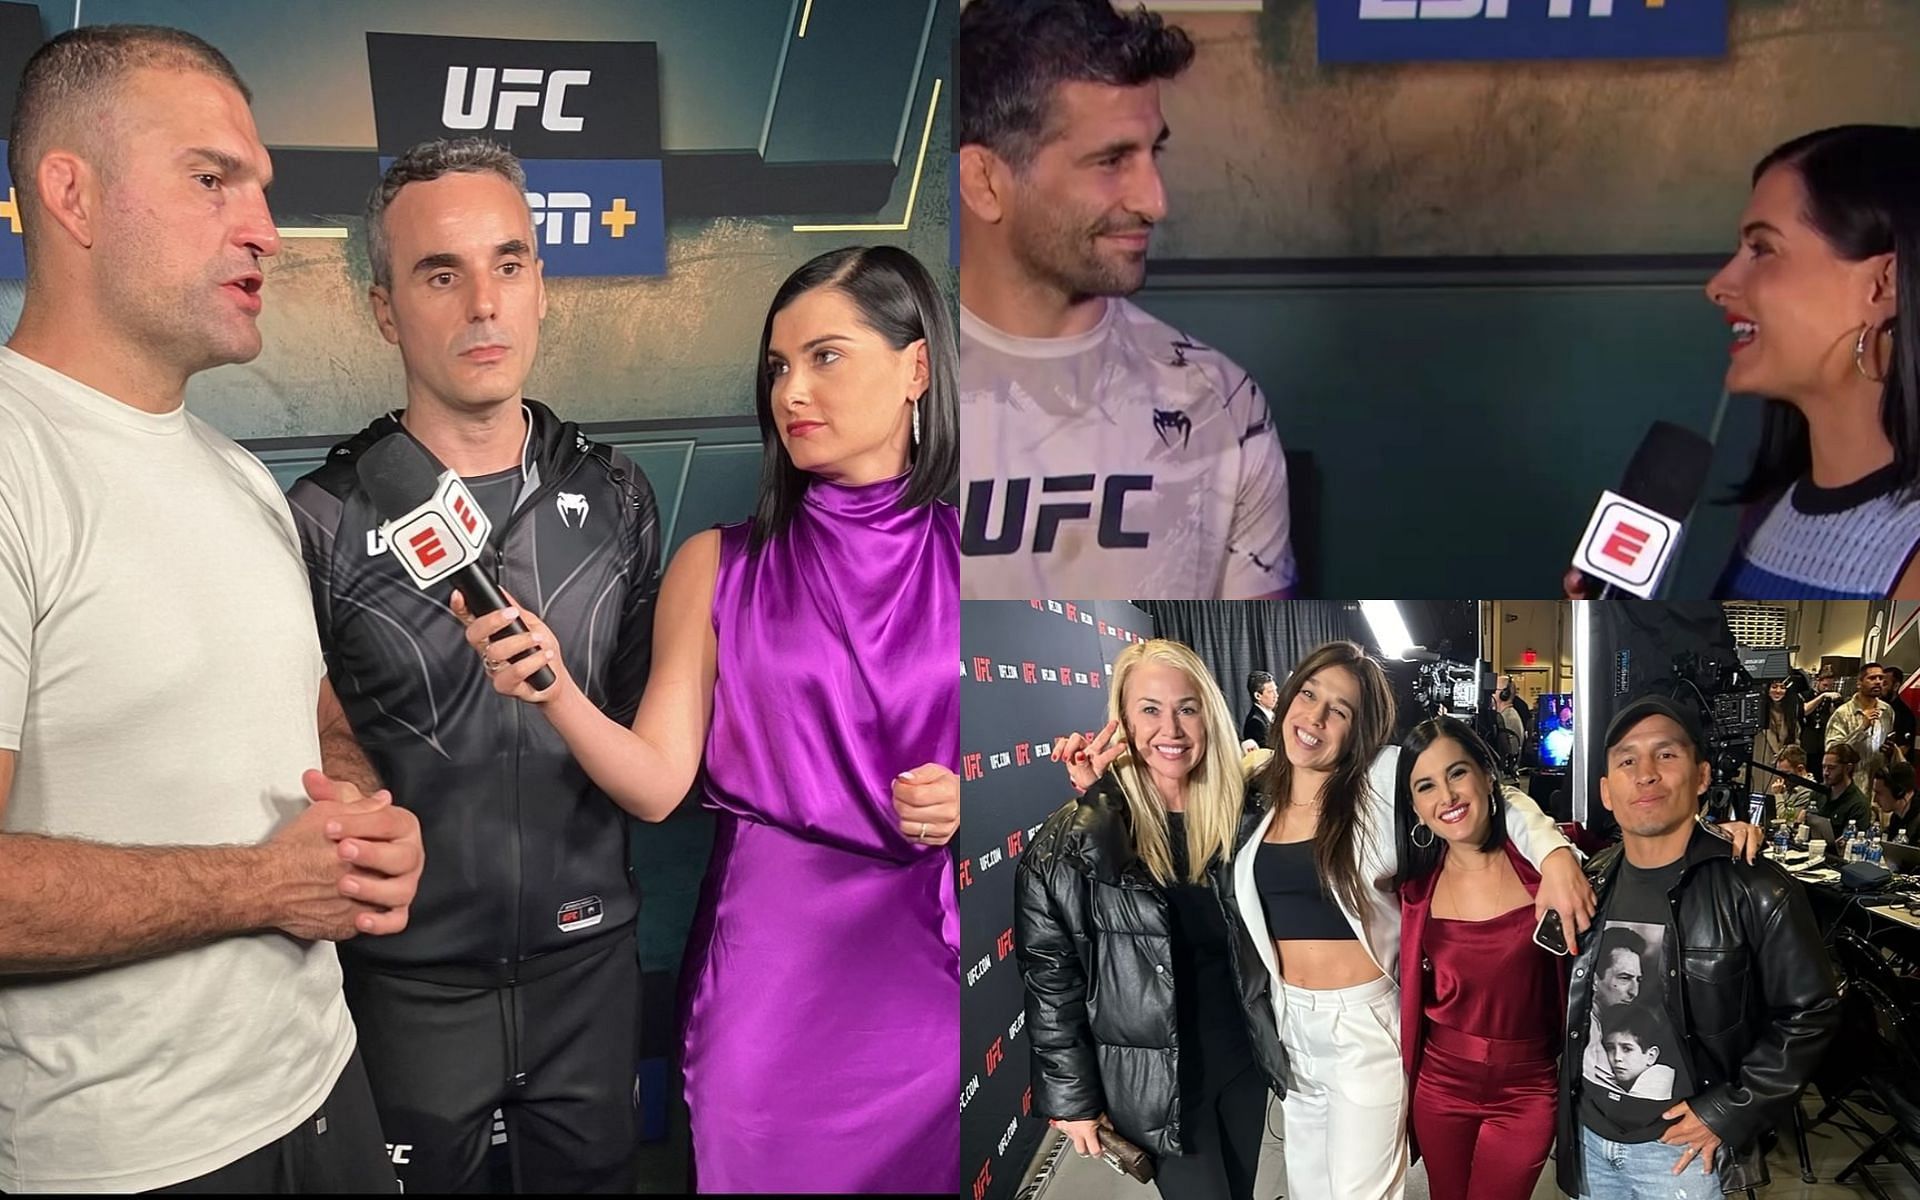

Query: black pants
left=342, top=935, right=641, bottom=1194
left=152, top=1051, right=398, bottom=1193
left=1153, top=1064, right=1269, bottom=1200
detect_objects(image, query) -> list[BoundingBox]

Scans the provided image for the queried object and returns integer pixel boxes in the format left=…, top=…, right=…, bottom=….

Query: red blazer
left=1396, top=840, right=1569, bottom=1083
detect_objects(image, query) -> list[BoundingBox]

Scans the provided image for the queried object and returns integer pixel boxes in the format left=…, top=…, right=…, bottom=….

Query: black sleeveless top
left=1253, top=839, right=1356, bottom=941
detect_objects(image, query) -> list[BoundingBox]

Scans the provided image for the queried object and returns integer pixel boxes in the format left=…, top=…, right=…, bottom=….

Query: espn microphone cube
left=1573, top=491, right=1683, bottom=598
left=382, top=471, right=494, bottom=588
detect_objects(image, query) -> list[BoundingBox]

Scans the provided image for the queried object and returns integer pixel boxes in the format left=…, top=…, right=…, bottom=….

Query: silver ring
left=917, top=821, right=928, bottom=841
left=483, top=657, right=502, bottom=674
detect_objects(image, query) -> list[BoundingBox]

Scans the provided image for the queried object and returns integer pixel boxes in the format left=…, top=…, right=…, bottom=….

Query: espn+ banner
left=959, top=600, right=1154, bottom=1200
left=366, top=33, right=666, bottom=276
left=1317, top=0, right=1727, bottom=62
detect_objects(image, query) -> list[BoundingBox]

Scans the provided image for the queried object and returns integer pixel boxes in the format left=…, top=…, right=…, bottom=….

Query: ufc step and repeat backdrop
left=959, top=600, right=1155, bottom=1200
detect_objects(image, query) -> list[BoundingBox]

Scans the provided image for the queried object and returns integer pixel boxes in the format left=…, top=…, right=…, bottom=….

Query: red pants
left=1409, top=1024, right=1557, bottom=1200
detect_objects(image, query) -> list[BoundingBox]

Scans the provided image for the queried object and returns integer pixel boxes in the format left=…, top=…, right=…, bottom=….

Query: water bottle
left=1773, top=822, right=1791, bottom=854
left=1869, top=824, right=1883, bottom=866
left=1844, top=820, right=1860, bottom=862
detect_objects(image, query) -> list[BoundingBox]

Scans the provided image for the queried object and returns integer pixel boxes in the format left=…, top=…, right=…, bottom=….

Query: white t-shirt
left=959, top=299, right=1295, bottom=599
left=0, top=347, right=355, bottom=1192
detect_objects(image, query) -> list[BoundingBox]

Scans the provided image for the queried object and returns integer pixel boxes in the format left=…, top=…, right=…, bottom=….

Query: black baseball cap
left=1602, top=696, right=1707, bottom=761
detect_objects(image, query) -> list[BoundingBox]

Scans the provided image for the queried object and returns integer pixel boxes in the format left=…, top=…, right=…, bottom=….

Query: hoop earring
left=911, top=401, right=921, bottom=447
left=1410, top=823, right=1436, bottom=850
left=1855, top=323, right=1889, bottom=383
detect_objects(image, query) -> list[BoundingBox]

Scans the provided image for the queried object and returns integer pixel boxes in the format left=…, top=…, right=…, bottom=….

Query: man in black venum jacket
left=287, top=138, right=661, bottom=1193
left=1559, top=697, right=1839, bottom=1199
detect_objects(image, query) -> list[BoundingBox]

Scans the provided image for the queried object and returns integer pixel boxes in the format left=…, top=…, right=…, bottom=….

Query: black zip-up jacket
left=287, top=400, right=661, bottom=984
left=1013, top=777, right=1286, bottom=1157
left=1557, top=822, right=1841, bottom=1195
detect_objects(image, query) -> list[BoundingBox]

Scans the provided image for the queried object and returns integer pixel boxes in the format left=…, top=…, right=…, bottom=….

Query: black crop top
left=1254, top=839, right=1356, bottom=941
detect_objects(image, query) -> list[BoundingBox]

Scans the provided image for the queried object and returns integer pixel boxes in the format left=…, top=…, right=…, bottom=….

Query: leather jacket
left=1013, top=777, right=1286, bottom=1157
left=1557, top=822, right=1841, bottom=1194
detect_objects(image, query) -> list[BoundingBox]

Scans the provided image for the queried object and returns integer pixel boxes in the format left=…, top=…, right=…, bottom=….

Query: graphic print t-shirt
left=959, top=300, right=1295, bottom=599
left=1579, top=857, right=1696, bottom=1143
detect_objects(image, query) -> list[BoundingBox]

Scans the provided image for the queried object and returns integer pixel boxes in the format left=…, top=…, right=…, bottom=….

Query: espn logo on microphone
left=381, top=470, right=494, bottom=588
left=1573, top=491, right=1681, bottom=598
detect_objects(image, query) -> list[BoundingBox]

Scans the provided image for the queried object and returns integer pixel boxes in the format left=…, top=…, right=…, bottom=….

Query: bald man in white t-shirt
left=956, top=0, right=1296, bottom=600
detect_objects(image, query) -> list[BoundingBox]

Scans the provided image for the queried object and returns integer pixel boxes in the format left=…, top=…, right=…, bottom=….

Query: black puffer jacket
left=1013, top=776, right=1286, bottom=1157
left=1557, top=822, right=1841, bottom=1195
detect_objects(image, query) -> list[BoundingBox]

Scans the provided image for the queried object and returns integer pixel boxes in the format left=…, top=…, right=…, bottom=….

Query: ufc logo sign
left=996, top=928, right=1014, bottom=959
left=1007, top=829, right=1024, bottom=856
left=1088, top=671, right=1101, bottom=690
left=974, top=1163, right=992, bottom=1200
left=1022, top=1086, right=1033, bottom=1115
left=1015, top=742, right=1031, bottom=766
left=1059, top=665, right=1073, bottom=688
left=1064, top=603, right=1078, bottom=623
left=973, top=656, right=993, bottom=682
left=963, top=753, right=983, bottom=781
left=443, top=66, right=590, bottom=132
left=1022, top=661, right=1036, bottom=683
left=957, top=859, right=974, bottom=889
left=986, top=1036, right=1005, bottom=1075
left=961, top=475, right=1154, bottom=554
left=386, top=1144, right=413, bottom=1165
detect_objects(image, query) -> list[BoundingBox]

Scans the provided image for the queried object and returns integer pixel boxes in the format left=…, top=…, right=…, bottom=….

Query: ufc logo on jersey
left=961, top=475, right=1152, bottom=555
left=442, top=66, right=590, bottom=132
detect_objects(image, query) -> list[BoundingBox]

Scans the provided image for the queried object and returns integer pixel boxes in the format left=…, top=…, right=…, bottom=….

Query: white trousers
left=1276, top=973, right=1408, bottom=1200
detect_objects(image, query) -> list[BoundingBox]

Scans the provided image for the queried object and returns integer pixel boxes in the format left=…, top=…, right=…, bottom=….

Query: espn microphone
left=1569, top=421, right=1713, bottom=598
left=356, top=431, right=557, bottom=691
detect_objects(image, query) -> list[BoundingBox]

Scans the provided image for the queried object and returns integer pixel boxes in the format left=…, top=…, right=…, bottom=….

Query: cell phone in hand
left=1533, top=907, right=1571, bottom=956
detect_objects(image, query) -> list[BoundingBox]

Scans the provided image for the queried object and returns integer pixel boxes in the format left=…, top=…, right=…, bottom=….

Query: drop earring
left=911, top=401, right=921, bottom=447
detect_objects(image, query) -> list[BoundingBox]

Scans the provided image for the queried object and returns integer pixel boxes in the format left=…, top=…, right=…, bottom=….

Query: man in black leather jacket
left=1558, top=697, right=1839, bottom=1198
left=287, top=139, right=661, bottom=1193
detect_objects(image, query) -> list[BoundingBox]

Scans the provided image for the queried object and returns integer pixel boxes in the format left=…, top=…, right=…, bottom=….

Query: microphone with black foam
left=356, top=431, right=557, bottom=691
left=1568, top=421, right=1714, bottom=599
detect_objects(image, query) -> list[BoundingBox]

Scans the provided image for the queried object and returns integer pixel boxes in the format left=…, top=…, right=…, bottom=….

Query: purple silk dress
left=682, top=475, right=959, bottom=1194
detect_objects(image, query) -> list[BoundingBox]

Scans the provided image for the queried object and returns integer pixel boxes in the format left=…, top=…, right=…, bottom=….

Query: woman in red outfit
left=1394, top=716, right=1567, bottom=1200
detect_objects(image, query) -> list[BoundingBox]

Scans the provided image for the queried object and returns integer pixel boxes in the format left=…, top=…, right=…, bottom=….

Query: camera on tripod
left=1669, top=651, right=1765, bottom=819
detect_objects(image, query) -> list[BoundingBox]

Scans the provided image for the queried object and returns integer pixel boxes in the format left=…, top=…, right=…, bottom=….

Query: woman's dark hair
left=1394, top=716, right=1508, bottom=886
left=1734, top=125, right=1920, bottom=505
left=958, top=0, right=1194, bottom=169
left=1260, top=641, right=1396, bottom=927
left=750, top=245, right=958, bottom=549
left=1761, top=679, right=1802, bottom=743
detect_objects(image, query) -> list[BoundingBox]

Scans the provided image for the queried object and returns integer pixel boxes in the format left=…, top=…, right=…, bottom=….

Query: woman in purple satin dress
left=454, top=246, right=960, bottom=1193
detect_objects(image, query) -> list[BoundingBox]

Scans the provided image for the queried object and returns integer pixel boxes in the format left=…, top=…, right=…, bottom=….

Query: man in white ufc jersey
left=956, top=0, right=1295, bottom=600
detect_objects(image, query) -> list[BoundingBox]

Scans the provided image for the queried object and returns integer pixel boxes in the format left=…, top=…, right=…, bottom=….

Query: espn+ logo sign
left=442, top=66, right=591, bottom=132
left=1359, top=0, right=1638, bottom=14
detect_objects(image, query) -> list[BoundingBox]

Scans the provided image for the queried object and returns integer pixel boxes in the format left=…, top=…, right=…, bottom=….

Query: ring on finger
left=482, top=656, right=502, bottom=674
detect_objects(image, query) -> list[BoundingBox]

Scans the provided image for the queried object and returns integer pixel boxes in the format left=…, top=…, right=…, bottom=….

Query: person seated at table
left=1817, top=745, right=1874, bottom=831
left=1768, top=746, right=1820, bottom=827
left=1871, top=761, right=1919, bottom=843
